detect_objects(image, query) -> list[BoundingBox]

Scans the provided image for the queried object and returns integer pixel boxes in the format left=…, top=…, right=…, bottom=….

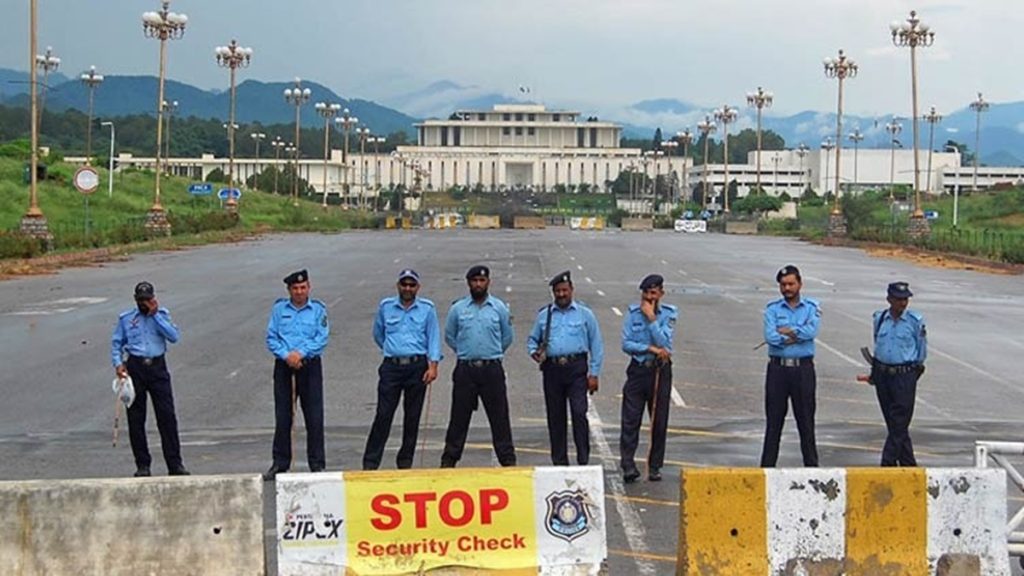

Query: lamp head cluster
left=848, top=129, right=864, bottom=143
left=80, top=65, right=104, bottom=88
left=970, top=92, right=990, bottom=114
left=676, top=129, right=693, bottom=145
left=924, top=106, right=943, bottom=124
left=142, top=2, right=187, bottom=40
left=161, top=99, right=179, bottom=113
left=713, top=105, right=738, bottom=125
left=824, top=49, right=858, bottom=79
left=284, top=78, right=312, bottom=105
left=696, top=116, right=717, bottom=136
left=35, top=46, right=61, bottom=72
left=885, top=117, right=903, bottom=136
left=746, top=87, right=774, bottom=109
left=890, top=10, right=934, bottom=48
left=796, top=143, right=810, bottom=157
left=335, top=108, right=359, bottom=130
left=315, top=102, right=342, bottom=119
left=216, top=40, right=253, bottom=69
left=821, top=137, right=836, bottom=151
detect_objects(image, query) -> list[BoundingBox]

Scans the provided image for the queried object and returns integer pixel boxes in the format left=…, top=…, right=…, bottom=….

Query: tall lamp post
left=369, top=135, right=385, bottom=198
left=35, top=46, right=60, bottom=138
left=891, top=9, right=935, bottom=235
left=250, top=132, right=265, bottom=191
left=285, top=143, right=296, bottom=200
left=746, top=87, right=773, bottom=195
left=270, top=136, right=284, bottom=195
left=821, top=138, right=835, bottom=200
left=675, top=129, right=693, bottom=207
left=100, top=121, right=115, bottom=198
left=848, top=128, right=864, bottom=193
left=162, top=99, right=178, bottom=174
left=142, top=0, right=188, bottom=235
left=885, top=117, right=903, bottom=202
left=335, top=108, right=359, bottom=204
left=314, top=102, right=341, bottom=208
left=283, top=78, right=311, bottom=206
left=356, top=127, right=372, bottom=211
left=795, top=143, right=809, bottom=196
left=21, top=0, right=50, bottom=239
left=79, top=66, right=104, bottom=163
left=215, top=39, right=252, bottom=212
left=923, top=106, right=942, bottom=196
left=660, top=140, right=678, bottom=206
left=823, top=49, right=858, bottom=237
left=969, top=92, right=989, bottom=192
left=696, top=116, right=717, bottom=211
left=713, top=105, right=738, bottom=213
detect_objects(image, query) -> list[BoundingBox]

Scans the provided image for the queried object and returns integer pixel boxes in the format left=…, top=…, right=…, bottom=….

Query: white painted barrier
left=276, top=466, right=606, bottom=575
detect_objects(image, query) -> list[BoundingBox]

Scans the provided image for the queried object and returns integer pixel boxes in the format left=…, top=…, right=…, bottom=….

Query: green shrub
left=0, top=231, right=45, bottom=259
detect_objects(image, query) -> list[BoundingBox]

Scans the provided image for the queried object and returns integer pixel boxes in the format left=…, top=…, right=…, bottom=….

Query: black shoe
left=169, top=466, right=191, bottom=476
left=310, top=466, right=325, bottom=473
left=648, top=469, right=662, bottom=482
left=623, top=469, right=641, bottom=484
left=263, top=464, right=288, bottom=481
left=440, top=459, right=456, bottom=469
left=134, top=466, right=151, bottom=478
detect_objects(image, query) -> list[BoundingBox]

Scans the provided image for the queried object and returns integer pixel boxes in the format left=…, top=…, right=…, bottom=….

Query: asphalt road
left=1, top=229, right=1022, bottom=573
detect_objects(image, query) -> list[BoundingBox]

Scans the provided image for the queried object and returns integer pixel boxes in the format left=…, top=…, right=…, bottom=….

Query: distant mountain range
left=2, top=68, right=1023, bottom=165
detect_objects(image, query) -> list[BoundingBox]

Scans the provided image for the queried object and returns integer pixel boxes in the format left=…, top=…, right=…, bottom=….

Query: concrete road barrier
left=569, top=217, right=604, bottom=230
left=468, top=215, right=500, bottom=229
left=724, top=221, right=758, bottom=235
left=0, top=475, right=264, bottom=576
left=513, top=216, right=546, bottom=229
left=621, top=217, right=654, bottom=231
left=678, top=468, right=1009, bottom=576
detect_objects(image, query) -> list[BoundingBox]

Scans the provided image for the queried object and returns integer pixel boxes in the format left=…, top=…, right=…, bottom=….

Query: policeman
left=440, top=265, right=516, bottom=468
left=110, top=281, right=189, bottom=477
left=362, top=269, right=441, bottom=470
left=620, top=274, right=677, bottom=483
left=871, top=281, right=927, bottom=466
left=759, top=265, right=821, bottom=468
left=264, top=269, right=330, bottom=480
left=527, top=271, right=604, bottom=466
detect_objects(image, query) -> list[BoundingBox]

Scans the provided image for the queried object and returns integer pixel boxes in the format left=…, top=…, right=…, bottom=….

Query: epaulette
left=661, top=303, right=677, bottom=312
left=906, top=309, right=924, bottom=323
left=418, top=297, right=436, bottom=308
left=119, top=308, right=137, bottom=318
left=310, top=298, right=327, bottom=309
left=628, top=302, right=641, bottom=312
left=803, top=297, right=821, bottom=309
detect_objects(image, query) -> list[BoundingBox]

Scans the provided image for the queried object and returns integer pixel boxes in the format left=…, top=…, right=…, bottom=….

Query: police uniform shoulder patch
left=544, top=489, right=592, bottom=543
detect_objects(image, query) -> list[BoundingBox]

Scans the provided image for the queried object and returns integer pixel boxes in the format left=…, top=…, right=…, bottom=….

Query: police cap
left=465, top=265, right=490, bottom=279
left=549, top=270, right=572, bottom=287
left=776, top=265, right=801, bottom=282
left=134, top=281, right=155, bottom=300
left=639, top=274, right=664, bottom=291
left=398, top=268, right=420, bottom=284
left=283, top=269, right=309, bottom=286
left=887, top=281, right=913, bottom=298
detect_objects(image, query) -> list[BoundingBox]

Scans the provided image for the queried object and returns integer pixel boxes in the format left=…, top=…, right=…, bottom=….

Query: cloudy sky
left=4, top=0, right=1023, bottom=118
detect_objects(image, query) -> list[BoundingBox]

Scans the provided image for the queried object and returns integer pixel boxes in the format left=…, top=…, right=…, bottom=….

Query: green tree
left=733, top=194, right=783, bottom=217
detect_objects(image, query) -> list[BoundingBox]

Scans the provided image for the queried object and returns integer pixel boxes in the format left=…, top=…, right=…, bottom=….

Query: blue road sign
left=924, top=210, right=939, bottom=220
left=189, top=183, right=213, bottom=195
left=217, top=188, right=241, bottom=200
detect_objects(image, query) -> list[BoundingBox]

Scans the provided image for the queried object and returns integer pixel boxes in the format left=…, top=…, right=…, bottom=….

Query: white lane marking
left=817, top=338, right=863, bottom=367
left=724, top=293, right=745, bottom=304
left=588, top=403, right=656, bottom=575
left=1006, top=339, right=1024, bottom=351
left=671, top=386, right=686, bottom=408
left=585, top=277, right=593, bottom=284
left=596, top=290, right=606, bottom=297
left=661, top=259, right=668, bottom=265
left=226, top=370, right=239, bottom=380
left=6, top=308, right=76, bottom=316
left=393, top=258, right=401, bottom=263
left=930, top=348, right=1021, bottom=394
left=569, top=256, right=576, bottom=261
left=328, top=296, right=344, bottom=308
left=505, top=286, right=512, bottom=293
left=678, top=269, right=689, bottom=276
left=509, top=262, right=514, bottom=268
left=506, top=273, right=513, bottom=280
left=611, top=307, right=623, bottom=317
left=576, top=264, right=584, bottom=271
left=805, top=276, right=835, bottom=287
left=40, top=297, right=108, bottom=306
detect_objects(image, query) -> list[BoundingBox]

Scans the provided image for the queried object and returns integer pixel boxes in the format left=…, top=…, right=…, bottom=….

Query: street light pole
left=357, top=127, right=371, bottom=211
left=713, top=105, right=737, bottom=213
left=676, top=129, right=693, bottom=208
left=891, top=9, right=935, bottom=232
left=162, top=99, right=178, bottom=174
left=80, top=66, right=104, bottom=163
left=142, top=0, right=188, bottom=234
left=945, top=144, right=962, bottom=228
left=215, top=39, right=253, bottom=212
left=660, top=140, right=678, bottom=206
left=696, top=116, right=717, bottom=212
left=885, top=117, right=903, bottom=202
left=823, top=49, right=858, bottom=228
left=314, top=102, right=341, bottom=209
left=795, top=143, right=809, bottom=197
left=821, top=138, right=835, bottom=200
left=20, top=0, right=50, bottom=239
left=35, top=45, right=60, bottom=139
left=848, top=128, right=864, bottom=193
left=101, top=121, right=115, bottom=198
left=335, top=109, right=359, bottom=205
left=969, top=92, right=989, bottom=192
left=746, top=87, right=773, bottom=195
left=250, top=132, right=265, bottom=191
left=283, top=78, right=311, bottom=206
left=923, top=106, right=942, bottom=198
left=271, top=136, right=284, bottom=195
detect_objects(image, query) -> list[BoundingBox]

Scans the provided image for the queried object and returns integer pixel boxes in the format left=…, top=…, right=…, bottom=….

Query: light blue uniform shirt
left=526, top=300, right=605, bottom=376
left=444, top=295, right=514, bottom=360
left=873, top=308, right=927, bottom=365
left=111, top=307, right=180, bottom=367
left=763, top=297, right=821, bottom=358
left=266, top=298, right=330, bottom=360
left=620, top=303, right=677, bottom=363
left=373, top=296, right=442, bottom=362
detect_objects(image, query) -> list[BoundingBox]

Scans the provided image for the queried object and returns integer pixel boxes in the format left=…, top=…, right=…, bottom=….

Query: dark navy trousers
left=125, top=355, right=184, bottom=471
left=272, top=357, right=324, bottom=471
left=441, top=361, right=516, bottom=467
left=620, top=360, right=672, bottom=475
left=759, top=360, right=819, bottom=467
left=362, top=358, right=429, bottom=470
left=541, top=357, right=590, bottom=466
left=875, top=369, right=919, bottom=466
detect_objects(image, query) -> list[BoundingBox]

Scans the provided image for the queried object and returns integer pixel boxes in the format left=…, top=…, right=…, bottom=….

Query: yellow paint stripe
left=845, top=468, right=928, bottom=575
left=609, top=548, right=677, bottom=563
left=679, top=468, right=767, bottom=576
left=608, top=493, right=679, bottom=507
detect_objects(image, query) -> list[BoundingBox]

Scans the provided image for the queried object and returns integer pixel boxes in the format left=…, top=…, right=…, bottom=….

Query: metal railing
left=975, top=441, right=1024, bottom=566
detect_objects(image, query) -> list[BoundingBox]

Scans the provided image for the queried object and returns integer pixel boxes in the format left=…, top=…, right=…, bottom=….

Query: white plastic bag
left=112, top=376, right=136, bottom=406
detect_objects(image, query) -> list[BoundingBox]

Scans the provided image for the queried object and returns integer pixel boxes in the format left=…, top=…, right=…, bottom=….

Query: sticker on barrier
left=569, top=217, right=604, bottom=230
left=276, top=466, right=605, bottom=575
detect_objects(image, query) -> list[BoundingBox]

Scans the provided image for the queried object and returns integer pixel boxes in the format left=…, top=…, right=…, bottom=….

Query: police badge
left=544, top=490, right=590, bottom=542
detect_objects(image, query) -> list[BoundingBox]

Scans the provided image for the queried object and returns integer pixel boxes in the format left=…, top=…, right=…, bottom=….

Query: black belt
left=877, top=362, right=920, bottom=375
left=458, top=358, right=502, bottom=368
left=384, top=355, right=426, bottom=366
left=544, top=353, right=587, bottom=367
left=631, top=358, right=670, bottom=369
left=770, top=356, right=813, bottom=367
left=128, top=354, right=164, bottom=366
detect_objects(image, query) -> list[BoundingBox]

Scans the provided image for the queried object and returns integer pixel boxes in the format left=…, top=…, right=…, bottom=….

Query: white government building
left=107, top=103, right=1024, bottom=204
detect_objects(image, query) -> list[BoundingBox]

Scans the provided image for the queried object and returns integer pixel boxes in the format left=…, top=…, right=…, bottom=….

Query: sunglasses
left=399, top=282, right=418, bottom=288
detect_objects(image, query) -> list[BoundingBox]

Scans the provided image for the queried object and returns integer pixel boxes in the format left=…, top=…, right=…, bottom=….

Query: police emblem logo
left=544, top=490, right=590, bottom=542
